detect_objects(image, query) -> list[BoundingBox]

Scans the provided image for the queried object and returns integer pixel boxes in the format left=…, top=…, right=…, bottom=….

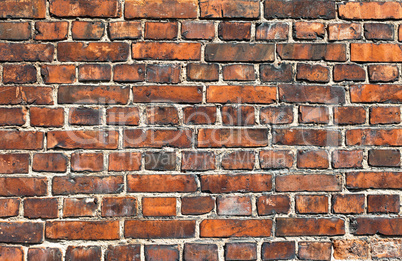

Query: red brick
left=145, top=22, right=178, bottom=40
left=34, top=22, right=68, bottom=41
left=183, top=106, right=217, bottom=125
left=24, top=198, right=58, bottom=219
left=260, top=150, right=293, bottom=169
left=298, top=242, right=331, bottom=261
left=0, top=86, right=53, bottom=105
left=200, top=0, right=260, bottom=18
left=347, top=172, right=402, bottom=190
left=0, top=43, right=54, bottom=62
left=109, top=152, right=141, bottom=172
left=365, top=23, right=394, bottom=40
left=369, top=149, right=400, bottom=167
left=3, top=64, right=36, bottom=84
left=279, top=84, right=345, bottom=104
left=333, top=240, right=369, bottom=260
left=0, top=131, right=43, bottom=150
left=299, top=106, right=329, bottom=124
left=198, top=128, right=268, bottom=148
left=63, top=198, right=98, bottom=217
left=260, top=106, right=294, bottom=125
left=0, top=221, right=44, bottom=243
left=351, top=218, right=402, bottom=236
left=334, top=64, right=365, bottom=82
left=144, top=151, right=176, bottom=170
left=207, top=85, right=276, bottom=104
left=219, top=22, right=251, bottom=40
left=0, top=177, right=47, bottom=197
left=46, top=221, right=119, bottom=240
left=368, top=65, right=399, bottom=82
left=72, top=21, right=104, bottom=40
left=105, top=245, right=140, bottom=261
left=113, top=64, right=145, bottom=82
left=127, top=174, right=197, bottom=193
left=182, top=151, right=215, bottom=171
left=30, top=107, right=64, bottom=127
left=347, top=129, right=402, bottom=146
left=102, top=197, right=137, bottom=217
left=296, top=195, right=328, bottom=214
left=256, top=22, right=289, bottom=41
left=0, top=0, right=46, bottom=18
left=50, top=0, right=120, bottom=17
left=48, top=130, right=118, bottom=149
left=260, top=63, right=293, bottom=82
left=33, top=153, right=67, bottom=173
left=182, top=21, right=215, bottom=40
left=124, top=129, right=192, bottom=148
left=143, top=197, right=176, bottom=217
left=0, top=22, right=31, bottom=40
left=181, top=196, right=214, bottom=215
left=0, top=246, right=23, bottom=261
left=221, top=151, right=255, bottom=170
left=367, top=194, right=400, bottom=214
left=332, top=150, right=363, bottom=169
left=145, top=245, right=179, bottom=261
left=41, top=65, right=76, bottom=84
left=107, top=107, right=140, bottom=126
left=226, top=243, right=256, bottom=261
left=0, top=154, right=28, bottom=174
left=257, top=195, right=290, bottom=215
left=78, top=64, right=111, bottom=82
left=125, top=220, right=195, bottom=239
left=0, top=198, right=20, bottom=218
left=201, top=174, right=272, bottom=193
left=200, top=219, right=272, bottom=237
left=58, top=85, right=129, bottom=104
left=223, top=65, right=255, bottom=81
left=0, top=109, right=25, bottom=126
left=276, top=218, right=345, bottom=236
left=69, top=107, right=101, bottom=125
left=350, top=84, right=402, bottom=103
left=28, top=248, right=62, bottom=261
left=205, top=43, right=274, bottom=62
left=339, top=2, right=402, bottom=20
left=262, top=241, right=295, bottom=260
left=184, top=244, right=218, bottom=261
left=58, top=42, right=129, bottom=62
left=132, top=42, right=201, bottom=60
left=133, top=85, right=202, bottom=103
left=297, top=150, right=330, bottom=168
left=71, top=153, right=103, bottom=172
left=351, top=43, right=402, bottom=62
left=265, top=0, right=335, bottom=19
left=370, top=106, right=400, bottom=124
left=276, top=174, right=341, bottom=192
left=273, top=129, right=342, bottom=146
left=277, top=44, right=346, bottom=61
left=126, top=0, right=197, bottom=18
left=108, top=21, right=141, bottom=40
left=65, top=246, right=101, bottom=261
left=146, top=64, right=181, bottom=84
left=222, top=106, right=255, bottom=126
left=334, top=106, right=366, bottom=125
left=328, top=23, right=362, bottom=41
left=296, top=64, right=329, bottom=83
left=217, top=196, right=252, bottom=216
left=53, top=175, right=123, bottom=195
left=294, top=22, right=325, bottom=40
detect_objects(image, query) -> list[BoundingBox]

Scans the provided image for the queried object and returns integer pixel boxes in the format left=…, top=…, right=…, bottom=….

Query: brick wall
left=0, top=0, right=401, bottom=260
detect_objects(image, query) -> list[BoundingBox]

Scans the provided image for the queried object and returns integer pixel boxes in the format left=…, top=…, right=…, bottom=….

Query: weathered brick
left=65, top=246, right=101, bottom=261
left=125, top=220, right=196, bottom=239
left=187, top=63, right=219, bottom=82
left=41, top=65, right=76, bottom=84
left=351, top=84, right=402, bottom=103
left=0, top=22, right=31, bottom=40
left=69, top=107, right=101, bottom=125
left=296, top=64, right=329, bottom=83
left=298, top=242, right=331, bottom=261
left=260, top=150, right=293, bottom=169
left=260, top=106, right=294, bottom=125
left=217, top=196, right=252, bottom=216
left=333, top=240, right=369, bottom=260
left=0, top=131, right=43, bottom=150
left=181, top=151, right=215, bottom=171
left=332, top=150, right=363, bottom=169
left=113, top=64, right=145, bottom=82
left=294, top=22, right=325, bottom=40
left=201, top=174, right=272, bottom=193
left=332, top=194, right=365, bottom=214
left=143, top=197, right=176, bottom=217
left=334, top=64, right=365, bottom=82
left=124, top=129, right=192, bottom=148
left=0, top=86, right=53, bottom=105
left=3, top=64, right=36, bottom=84
left=276, top=218, right=345, bottom=236
left=0, top=43, right=54, bottom=62
left=58, top=42, right=129, bottom=62
left=0, top=246, right=23, bottom=261
left=200, top=0, right=260, bottom=19
left=133, top=86, right=202, bottom=103
left=0, top=177, right=47, bottom=196
left=145, top=22, right=178, bottom=40
left=108, top=21, right=141, bottom=40
left=221, top=151, right=255, bottom=170
left=102, top=197, right=137, bottom=217
left=262, top=241, right=295, bottom=260
left=144, top=151, right=176, bottom=171
left=53, top=175, right=124, bottom=195
left=223, top=65, right=255, bottom=81
left=108, top=152, right=141, bottom=171
left=181, top=196, right=214, bottom=215
left=132, top=42, right=201, bottom=60
left=63, top=198, right=98, bottom=217
left=351, top=43, right=402, bottom=62
left=0, top=221, right=44, bottom=243
left=368, top=65, right=399, bottom=82
left=58, top=85, right=129, bottom=104
left=28, top=248, right=62, bottom=261
left=198, top=128, right=268, bottom=148
left=299, top=106, right=329, bottom=124
left=369, top=149, right=400, bottom=167
left=370, top=239, right=402, bottom=259
left=24, top=198, right=58, bottom=219
left=200, top=219, right=272, bottom=237
left=147, top=64, right=181, bottom=84
left=367, top=194, right=400, bottom=213
left=183, top=106, right=217, bottom=125
left=334, top=106, right=366, bottom=125
left=222, top=106, right=255, bottom=126
left=78, top=64, right=111, bottom=82
left=72, top=21, right=105, bottom=40
left=48, top=130, right=118, bottom=149
left=46, top=221, right=119, bottom=240
left=370, top=106, right=400, bottom=124
left=265, top=0, right=335, bottom=19
left=145, top=245, right=179, bottom=261
left=126, top=0, right=197, bottom=19
left=219, top=22, right=251, bottom=41
left=107, top=107, right=140, bottom=126
left=184, top=244, right=218, bottom=261
left=0, top=0, right=46, bottom=18
left=276, top=174, right=341, bottom=192
left=256, top=23, right=289, bottom=41
left=50, top=0, right=120, bottom=17
left=257, top=195, right=290, bottom=215
left=205, top=43, right=274, bottom=62
left=273, top=129, right=342, bottom=146
left=207, top=85, right=276, bottom=104
left=35, top=22, right=68, bottom=41
left=127, top=174, right=197, bottom=193
left=30, top=107, right=64, bottom=127
left=351, top=218, right=402, bottom=236
left=182, top=21, right=215, bottom=40
left=328, top=23, right=362, bottom=41
left=0, top=198, right=20, bottom=218
left=260, top=63, right=293, bottom=82
left=279, top=84, right=345, bottom=104
left=339, top=2, right=402, bottom=20
left=365, top=23, right=393, bottom=40
left=297, top=150, right=329, bottom=169
left=226, top=243, right=256, bottom=261
left=346, top=172, right=402, bottom=190
left=71, top=152, right=104, bottom=172
left=346, top=129, right=402, bottom=146
left=0, top=108, right=26, bottom=126
left=277, top=44, right=346, bottom=61
left=296, top=195, right=328, bottom=214
left=105, top=245, right=140, bottom=261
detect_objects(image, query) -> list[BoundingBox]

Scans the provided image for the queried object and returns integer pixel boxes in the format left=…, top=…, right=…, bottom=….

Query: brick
left=143, top=197, right=176, bottom=217
left=0, top=221, right=43, bottom=243
left=260, top=106, right=293, bottom=125
left=328, top=23, right=362, bottom=41
left=0, top=154, right=28, bottom=174
left=58, top=85, right=129, bottom=104
left=182, top=151, right=215, bottom=171
left=0, top=177, right=47, bottom=196
left=69, top=107, right=101, bottom=125
left=222, top=106, right=255, bottom=126
left=370, top=106, right=400, bottom=124
left=351, top=43, right=402, bottom=62
left=347, top=172, right=402, bottom=190
left=276, top=174, right=341, bottom=192
left=72, top=21, right=104, bottom=40
left=46, top=221, right=119, bottom=240
left=351, top=218, right=402, bottom=236
left=277, top=44, right=346, bottom=61
left=200, top=0, right=259, bottom=18
left=53, top=175, right=123, bottom=195
left=35, top=22, right=68, bottom=41
left=147, top=64, right=181, bottom=84
left=226, top=243, right=256, bottom=261
left=223, top=65, right=255, bottom=81
left=30, top=107, right=64, bottom=127
left=296, top=64, right=329, bottom=83
left=339, top=2, right=402, bottom=20
left=181, top=196, right=214, bottom=215
left=144, top=151, right=176, bottom=171
left=58, top=42, right=129, bottom=62
left=127, top=174, right=197, bottom=193
left=201, top=174, right=272, bottom=193
left=0, top=107, right=26, bottom=126
left=0, top=198, right=20, bottom=218
left=217, top=196, right=252, bottom=216
left=108, top=21, right=141, bottom=40
left=24, top=198, right=58, bottom=219
left=145, top=22, right=178, bottom=40
left=113, top=64, right=145, bottom=82
left=346, top=129, right=402, bottom=146
left=105, top=245, right=140, bottom=261
left=299, top=106, right=329, bottom=124
left=145, top=245, right=179, bottom=261
left=71, top=152, right=103, bottom=172
left=262, top=241, right=295, bottom=260
left=0, top=0, right=46, bottom=18
left=63, top=198, right=98, bottom=217
left=109, top=152, right=141, bottom=171
left=219, top=22, right=251, bottom=41
left=351, top=84, right=402, bottom=103
left=0, top=43, right=54, bottom=62
left=260, top=63, right=293, bottom=82
left=367, top=194, right=400, bottom=214
left=0, top=22, right=31, bottom=40
left=296, top=195, right=328, bottom=214
left=125, top=220, right=195, bottom=239
left=124, top=129, right=192, bottom=148
left=256, top=23, right=289, bottom=41
left=198, top=128, right=268, bottom=148
left=132, top=42, right=201, bottom=60
left=50, top=0, right=120, bottom=17
left=102, top=197, right=136, bottom=217
left=332, top=150, right=363, bottom=169
left=28, top=248, right=62, bottom=261
left=260, top=150, right=293, bottom=169
left=200, top=219, right=272, bottom=237
left=205, top=43, right=274, bottom=62
left=0, top=246, right=23, bottom=261
left=370, top=239, right=402, bottom=259
left=78, top=64, right=111, bottom=82
left=0, top=131, right=43, bottom=150
left=273, top=129, right=342, bottom=146
left=334, top=64, right=365, bottom=82
left=279, top=84, right=345, bottom=104
left=207, top=85, right=276, bottom=104
left=184, top=244, right=218, bottom=261
left=65, top=246, right=101, bottom=261
left=48, top=130, right=118, bottom=149
left=365, top=23, right=393, bottom=40
left=298, top=242, right=331, bottom=261
left=221, top=151, right=255, bottom=170
left=3, top=64, right=36, bottom=84
left=107, top=107, right=140, bottom=126
left=0, top=86, right=53, bottom=105
left=334, top=106, right=366, bottom=125
left=294, top=22, right=325, bottom=40
left=133, top=86, right=202, bottom=103
left=183, top=106, right=217, bottom=125
left=369, top=149, right=400, bottom=167
left=333, top=240, right=369, bottom=260
left=126, top=0, right=197, bottom=18
left=41, top=65, right=76, bottom=84
left=369, top=64, right=399, bottom=83
left=265, top=0, right=335, bottom=19
left=182, top=21, right=215, bottom=40
left=400, top=25, right=402, bottom=41
left=257, top=195, right=290, bottom=215
left=276, top=218, right=344, bottom=236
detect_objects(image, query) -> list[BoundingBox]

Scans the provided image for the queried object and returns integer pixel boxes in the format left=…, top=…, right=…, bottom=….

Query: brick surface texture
left=0, top=0, right=401, bottom=260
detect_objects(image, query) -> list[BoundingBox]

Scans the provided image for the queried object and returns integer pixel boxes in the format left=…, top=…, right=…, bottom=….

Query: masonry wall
left=0, top=0, right=401, bottom=260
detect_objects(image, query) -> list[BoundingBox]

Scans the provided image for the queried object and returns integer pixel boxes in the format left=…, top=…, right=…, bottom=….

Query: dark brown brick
left=226, top=243, right=256, bottom=261
left=146, top=64, right=181, bottom=84
left=184, top=244, right=218, bottom=261
left=24, top=198, right=58, bottom=219
left=206, top=43, right=274, bottom=62
left=0, top=221, right=44, bottom=243
left=200, top=0, right=260, bottom=19
left=260, top=63, right=293, bottom=82
left=367, top=194, right=400, bottom=214
left=0, top=22, right=31, bottom=40
left=257, top=195, right=290, bottom=215
left=369, top=149, right=400, bottom=167
left=262, top=241, right=295, bottom=260
left=181, top=196, right=214, bottom=215
left=265, top=0, right=335, bottom=19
